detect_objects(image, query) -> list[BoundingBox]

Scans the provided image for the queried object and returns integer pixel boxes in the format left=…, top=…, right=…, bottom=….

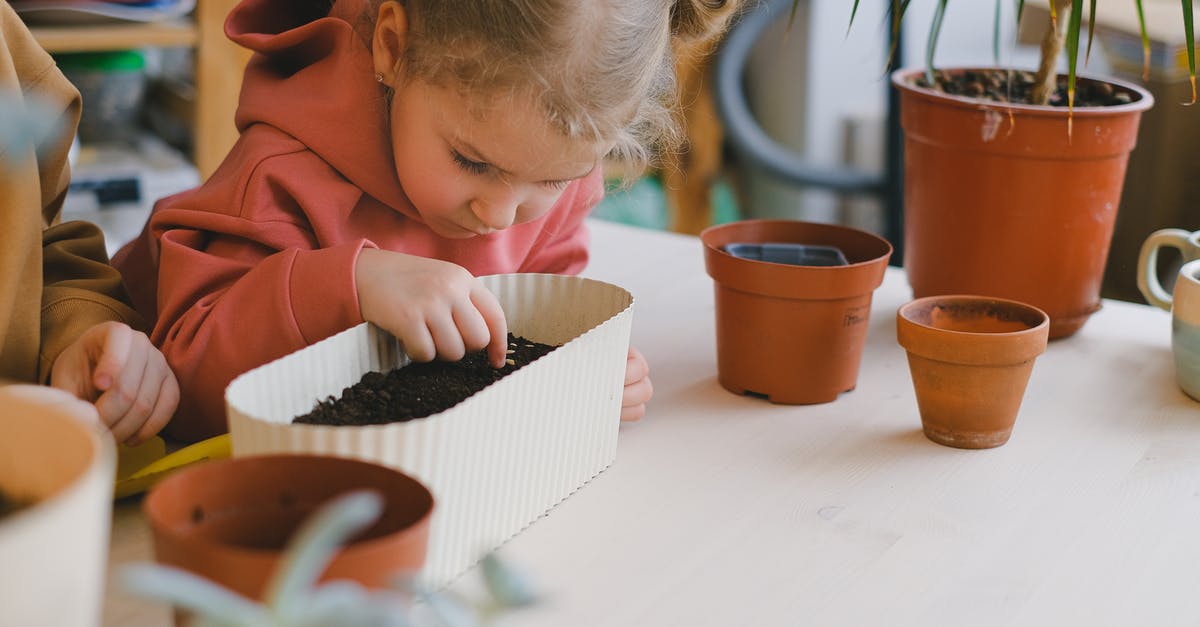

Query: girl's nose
left=470, top=195, right=520, bottom=232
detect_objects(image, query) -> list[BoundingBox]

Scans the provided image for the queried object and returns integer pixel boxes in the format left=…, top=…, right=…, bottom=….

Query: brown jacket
left=0, top=0, right=138, bottom=384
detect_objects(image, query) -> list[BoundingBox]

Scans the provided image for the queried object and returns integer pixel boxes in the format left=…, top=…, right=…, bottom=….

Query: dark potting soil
left=293, top=334, right=557, bottom=427
left=915, top=69, right=1135, bottom=107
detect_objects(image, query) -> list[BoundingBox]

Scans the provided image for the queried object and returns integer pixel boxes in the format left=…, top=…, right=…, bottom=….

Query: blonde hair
left=367, top=0, right=738, bottom=176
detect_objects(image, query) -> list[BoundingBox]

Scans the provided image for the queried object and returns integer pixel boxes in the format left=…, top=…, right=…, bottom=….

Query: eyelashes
left=451, top=149, right=572, bottom=190
left=451, top=150, right=488, bottom=175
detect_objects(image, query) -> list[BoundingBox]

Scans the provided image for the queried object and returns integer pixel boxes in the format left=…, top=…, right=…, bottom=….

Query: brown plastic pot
left=893, top=68, right=1153, bottom=339
left=144, top=454, right=434, bottom=603
left=897, top=295, right=1050, bottom=449
left=701, top=219, right=892, bottom=403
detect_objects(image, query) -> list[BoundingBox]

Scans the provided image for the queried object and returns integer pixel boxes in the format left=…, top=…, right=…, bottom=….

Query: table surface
left=104, top=219, right=1200, bottom=627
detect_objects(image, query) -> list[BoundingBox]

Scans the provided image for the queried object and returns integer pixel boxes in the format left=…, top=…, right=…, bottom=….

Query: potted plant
left=126, top=490, right=537, bottom=627
left=841, top=0, right=1195, bottom=338
left=142, top=454, right=435, bottom=605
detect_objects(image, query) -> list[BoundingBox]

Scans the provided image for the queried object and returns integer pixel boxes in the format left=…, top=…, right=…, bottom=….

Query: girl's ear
left=372, top=1, right=408, bottom=85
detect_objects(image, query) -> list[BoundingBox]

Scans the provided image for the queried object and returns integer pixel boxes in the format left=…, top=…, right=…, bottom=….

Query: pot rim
left=897, top=295, right=1051, bottom=365
left=898, top=294, right=1049, bottom=335
left=891, top=66, right=1154, bottom=117
left=0, top=397, right=113, bottom=527
left=701, top=219, right=893, bottom=270
left=144, top=453, right=434, bottom=558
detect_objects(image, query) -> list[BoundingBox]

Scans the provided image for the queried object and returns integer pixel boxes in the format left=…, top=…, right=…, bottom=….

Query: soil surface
left=915, top=69, right=1136, bottom=107
left=294, top=334, right=557, bottom=426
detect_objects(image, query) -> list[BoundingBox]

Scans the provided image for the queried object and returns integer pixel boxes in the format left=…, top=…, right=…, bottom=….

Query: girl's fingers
left=470, top=286, right=508, bottom=368
left=94, top=334, right=149, bottom=429
left=127, top=366, right=179, bottom=445
left=452, top=299, right=492, bottom=355
left=91, top=322, right=133, bottom=393
left=622, top=376, right=654, bottom=408
left=624, top=350, right=650, bottom=385
left=620, top=403, right=647, bottom=422
left=426, top=311, right=467, bottom=362
left=397, top=319, right=437, bottom=363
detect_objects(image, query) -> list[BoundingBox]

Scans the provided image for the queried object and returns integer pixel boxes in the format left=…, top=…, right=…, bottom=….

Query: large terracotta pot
left=0, top=387, right=116, bottom=627
left=144, top=454, right=434, bottom=602
left=893, top=68, right=1153, bottom=339
left=897, top=295, right=1050, bottom=449
left=701, top=219, right=892, bottom=403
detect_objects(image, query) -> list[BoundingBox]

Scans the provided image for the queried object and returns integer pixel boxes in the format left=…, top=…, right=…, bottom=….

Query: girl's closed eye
left=451, top=150, right=489, bottom=175
left=543, top=179, right=571, bottom=191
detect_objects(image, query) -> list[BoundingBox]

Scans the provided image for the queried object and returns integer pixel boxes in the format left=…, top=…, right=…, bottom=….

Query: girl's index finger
left=92, top=322, right=134, bottom=392
left=470, top=284, right=508, bottom=368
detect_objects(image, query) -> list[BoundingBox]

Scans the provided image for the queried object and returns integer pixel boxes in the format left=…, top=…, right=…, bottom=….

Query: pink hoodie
left=114, top=0, right=603, bottom=442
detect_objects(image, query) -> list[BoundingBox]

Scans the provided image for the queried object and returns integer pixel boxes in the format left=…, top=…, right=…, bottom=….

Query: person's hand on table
left=50, top=321, right=179, bottom=445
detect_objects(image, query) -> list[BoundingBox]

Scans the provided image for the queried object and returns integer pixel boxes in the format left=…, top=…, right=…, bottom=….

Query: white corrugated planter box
left=226, top=273, right=633, bottom=585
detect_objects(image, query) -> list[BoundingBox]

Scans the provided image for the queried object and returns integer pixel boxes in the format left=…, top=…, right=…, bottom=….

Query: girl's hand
left=50, top=321, right=180, bottom=445
left=621, top=346, right=653, bottom=422
left=355, top=249, right=508, bottom=367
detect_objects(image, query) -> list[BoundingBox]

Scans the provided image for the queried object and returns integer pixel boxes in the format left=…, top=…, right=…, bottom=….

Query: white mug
left=1169, top=259, right=1200, bottom=401
left=1138, top=228, right=1200, bottom=309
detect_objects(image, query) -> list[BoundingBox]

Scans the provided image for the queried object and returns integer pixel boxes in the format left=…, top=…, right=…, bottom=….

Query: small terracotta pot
left=0, top=387, right=115, bottom=627
left=144, top=454, right=434, bottom=603
left=897, top=295, right=1050, bottom=449
left=701, top=219, right=893, bottom=403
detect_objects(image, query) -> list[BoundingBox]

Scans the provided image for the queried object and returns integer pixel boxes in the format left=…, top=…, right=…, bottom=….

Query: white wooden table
left=104, top=219, right=1200, bottom=626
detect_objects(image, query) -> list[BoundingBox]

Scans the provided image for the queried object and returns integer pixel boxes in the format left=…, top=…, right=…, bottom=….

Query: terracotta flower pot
left=893, top=68, right=1153, bottom=339
left=144, top=454, right=434, bottom=602
left=701, top=219, right=892, bottom=403
left=897, top=295, right=1050, bottom=449
left=0, top=387, right=116, bottom=627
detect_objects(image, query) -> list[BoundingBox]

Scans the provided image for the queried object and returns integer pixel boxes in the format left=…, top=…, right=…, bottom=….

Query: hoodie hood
left=225, top=0, right=416, bottom=217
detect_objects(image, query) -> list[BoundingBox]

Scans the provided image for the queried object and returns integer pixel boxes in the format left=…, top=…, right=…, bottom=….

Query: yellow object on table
left=113, top=433, right=231, bottom=499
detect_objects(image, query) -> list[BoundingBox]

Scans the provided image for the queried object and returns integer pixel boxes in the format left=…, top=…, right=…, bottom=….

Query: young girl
left=114, top=0, right=736, bottom=442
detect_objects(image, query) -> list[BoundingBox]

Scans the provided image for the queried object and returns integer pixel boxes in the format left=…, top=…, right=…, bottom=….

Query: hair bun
left=670, top=0, right=739, bottom=43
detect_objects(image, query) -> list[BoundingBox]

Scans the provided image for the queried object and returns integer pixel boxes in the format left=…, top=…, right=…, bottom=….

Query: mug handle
left=1137, top=228, right=1192, bottom=310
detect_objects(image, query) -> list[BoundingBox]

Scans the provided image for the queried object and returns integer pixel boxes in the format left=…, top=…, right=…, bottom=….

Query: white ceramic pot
left=0, top=386, right=116, bottom=627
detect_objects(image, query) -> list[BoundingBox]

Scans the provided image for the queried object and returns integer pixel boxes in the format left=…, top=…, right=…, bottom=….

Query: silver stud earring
left=374, top=72, right=385, bottom=84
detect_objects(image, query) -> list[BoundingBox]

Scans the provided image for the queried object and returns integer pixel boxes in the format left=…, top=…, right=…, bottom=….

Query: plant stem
left=1031, top=0, right=1072, bottom=105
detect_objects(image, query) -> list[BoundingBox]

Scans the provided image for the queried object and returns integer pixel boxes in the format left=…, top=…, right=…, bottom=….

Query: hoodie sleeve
left=0, top=0, right=140, bottom=383
left=519, top=167, right=605, bottom=275
left=139, top=146, right=371, bottom=441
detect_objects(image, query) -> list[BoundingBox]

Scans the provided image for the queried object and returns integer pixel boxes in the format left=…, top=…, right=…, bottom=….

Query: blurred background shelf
left=25, top=0, right=246, bottom=180
left=29, top=19, right=197, bottom=51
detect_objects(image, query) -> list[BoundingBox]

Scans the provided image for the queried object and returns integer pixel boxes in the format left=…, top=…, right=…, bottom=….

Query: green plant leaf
left=480, top=554, right=538, bottom=608
left=846, top=0, right=861, bottom=36
left=1063, top=0, right=1084, bottom=136
left=266, top=491, right=384, bottom=622
left=1084, top=0, right=1097, bottom=65
left=993, top=0, right=1002, bottom=65
left=1185, top=0, right=1197, bottom=104
left=925, top=0, right=949, bottom=85
left=1134, top=0, right=1150, bottom=80
left=886, top=0, right=912, bottom=72
left=1016, top=0, right=1025, bottom=27
left=120, top=564, right=273, bottom=627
